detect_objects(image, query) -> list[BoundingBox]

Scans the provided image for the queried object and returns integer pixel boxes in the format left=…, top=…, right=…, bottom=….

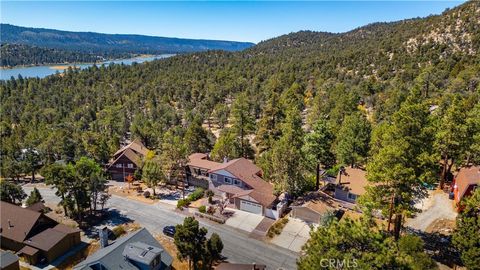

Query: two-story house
left=452, top=165, right=479, bottom=211
left=187, top=153, right=285, bottom=219
left=107, top=139, right=149, bottom=181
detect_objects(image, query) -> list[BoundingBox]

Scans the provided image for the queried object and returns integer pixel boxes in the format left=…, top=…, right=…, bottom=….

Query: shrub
left=206, top=190, right=214, bottom=197
left=267, top=217, right=289, bottom=238
left=143, top=190, right=150, bottom=198
left=112, top=226, right=126, bottom=238
left=187, top=188, right=205, bottom=202
left=177, top=198, right=190, bottom=209
left=199, top=205, right=207, bottom=213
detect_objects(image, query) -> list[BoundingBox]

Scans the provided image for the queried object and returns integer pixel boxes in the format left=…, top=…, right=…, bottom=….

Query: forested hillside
left=1, top=24, right=255, bottom=56
left=0, top=43, right=111, bottom=67
left=1, top=1, right=479, bottom=188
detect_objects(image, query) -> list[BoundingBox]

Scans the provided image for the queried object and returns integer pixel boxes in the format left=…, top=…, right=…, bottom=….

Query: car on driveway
left=163, top=225, right=176, bottom=237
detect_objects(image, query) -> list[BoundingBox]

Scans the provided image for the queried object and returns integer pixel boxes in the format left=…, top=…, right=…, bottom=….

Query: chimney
left=252, top=263, right=256, bottom=270
left=99, top=227, right=109, bottom=248
left=223, top=156, right=229, bottom=163
left=8, top=219, right=13, bottom=228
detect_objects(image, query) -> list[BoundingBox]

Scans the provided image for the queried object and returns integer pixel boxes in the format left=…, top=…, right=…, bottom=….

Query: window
left=234, top=179, right=241, bottom=186
left=224, top=177, right=232, bottom=184
left=211, top=174, right=217, bottom=182
left=115, top=163, right=122, bottom=168
left=347, top=193, right=358, bottom=201
left=127, top=163, right=134, bottom=169
left=200, top=169, right=207, bottom=176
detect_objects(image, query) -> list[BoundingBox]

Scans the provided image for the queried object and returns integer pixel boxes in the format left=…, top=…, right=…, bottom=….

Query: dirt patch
left=108, top=186, right=157, bottom=205
left=425, top=219, right=456, bottom=235
left=155, top=234, right=189, bottom=270
left=55, top=241, right=100, bottom=270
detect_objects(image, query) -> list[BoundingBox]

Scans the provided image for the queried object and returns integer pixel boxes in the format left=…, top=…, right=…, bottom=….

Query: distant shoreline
left=0, top=54, right=158, bottom=70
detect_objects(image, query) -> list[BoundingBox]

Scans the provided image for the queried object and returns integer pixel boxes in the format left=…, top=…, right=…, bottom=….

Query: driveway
left=406, top=190, right=457, bottom=232
left=271, top=218, right=316, bottom=252
left=224, top=208, right=265, bottom=233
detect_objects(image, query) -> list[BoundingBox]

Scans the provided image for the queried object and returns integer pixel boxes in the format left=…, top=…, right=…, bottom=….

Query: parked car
left=163, top=225, right=176, bottom=237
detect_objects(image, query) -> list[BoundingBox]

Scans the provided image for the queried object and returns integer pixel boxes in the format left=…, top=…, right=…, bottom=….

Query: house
left=107, top=139, right=149, bottom=181
left=187, top=154, right=286, bottom=219
left=0, top=201, right=81, bottom=265
left=216, top=262, right=266, bottom=270
left=74, top=228, right=172, bottom=270
left=0, top=251, right=20, bottom=270
left=291, top=192, right=343, bottom=224
left=334, top=167, right=368, bottom=204
left=452, top=166, right=480, bottom=207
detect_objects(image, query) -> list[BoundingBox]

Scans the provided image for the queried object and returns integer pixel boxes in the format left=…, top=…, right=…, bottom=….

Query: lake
left=0, top=54, right=174, bottom=80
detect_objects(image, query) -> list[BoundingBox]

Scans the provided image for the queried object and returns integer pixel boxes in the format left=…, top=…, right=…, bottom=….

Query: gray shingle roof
left=73, top=228, right=172, bottom=270
left=0, top=250, right=19, bottom=268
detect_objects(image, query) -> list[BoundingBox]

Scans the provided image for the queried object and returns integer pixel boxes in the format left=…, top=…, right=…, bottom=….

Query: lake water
left=0, top=54, right=174, bottom=80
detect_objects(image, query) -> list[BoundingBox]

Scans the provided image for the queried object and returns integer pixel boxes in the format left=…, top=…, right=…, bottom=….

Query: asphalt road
left=23, top=186, right=298, bottom=270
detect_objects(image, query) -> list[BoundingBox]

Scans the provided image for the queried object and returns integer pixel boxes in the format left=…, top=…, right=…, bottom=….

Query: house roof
left=109, top=148, right=142, bottom=168
left=113, top=139, right=148, bottom=158
left=455, top=166, right=480, bottom=200
left=218, top=184, right=246, bottom=195
left=26, top=201, right=46, bottom=212
left=74, top=228, right=173, bottom=270
left=216, top=262, right=267, bottom=270
left=187, top=153, right=221, bottom=170
left=17, top=245, right=39, bottom=256
left=291, top=191, right=337, bottom=214
left=0, top=201, right=43, bottom=242
left=24, top=227, right=68, bottom=251
left=0, top=251, right=19, bottom=268
left=336, top=167, right=368, bottom=196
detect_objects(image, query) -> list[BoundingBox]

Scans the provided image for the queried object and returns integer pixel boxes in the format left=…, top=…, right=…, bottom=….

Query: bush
left=187, top=188, right=205, bottom=202
left=207, top=206, right=216, bottom=215
left=112, top=226, right=126, bottom=238
left=267, top=217, right=289, bottom=238
left=199, top=205, right=207, bottom=213
left=206, top=190, right=214, bottom=197
left=143, top=190, right=150, bottom=198
left=177, top=198, right=190, bottom=209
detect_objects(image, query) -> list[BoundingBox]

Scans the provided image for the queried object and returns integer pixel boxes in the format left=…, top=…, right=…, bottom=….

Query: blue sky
left=1, top=1, right=465, bottom=43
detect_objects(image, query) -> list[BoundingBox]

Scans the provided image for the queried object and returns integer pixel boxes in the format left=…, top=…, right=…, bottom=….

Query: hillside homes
left=187, top=153, right=286, bottom=219
left=107, top=139, right=149, bottom=181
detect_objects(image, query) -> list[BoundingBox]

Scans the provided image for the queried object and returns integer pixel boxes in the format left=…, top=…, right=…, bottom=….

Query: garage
left=239, top=200, right=262, bottom=215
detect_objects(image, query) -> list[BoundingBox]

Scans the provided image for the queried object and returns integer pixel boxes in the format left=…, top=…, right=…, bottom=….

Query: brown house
left=334, top=167, right=368, bottom=204
left=0, top=201, right=81, bottom=265
left=291, top=192, right=341, bottom=224
left=107, top=139, right=149, bottom=181
left=452, top=165, right=480, bottom=208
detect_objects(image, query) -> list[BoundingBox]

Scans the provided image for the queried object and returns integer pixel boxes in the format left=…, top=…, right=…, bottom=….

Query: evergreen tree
left=26, top=187, right=43, bottom=206
left=255, top=90, right=284, bottom=155
left=210, top=128, right=242, bottom=162
left=302, top=119, right=335, bottom=190
left=335, top=112, right=371, bottom=167
left=204, top=233, right=224, bottom=269
left=142, top=158, right=164, bottom=196
left=184, top=117, right=213, bottom=154
left=174, top=217, right=208, bottom=270
left=230, top=92, right=255, bottom=157
left=452, top=189, right=480, bottom=270
left=0, top=180, right=26, bottom=205
left=270, top=107, right=307, bottom=196
left=365, top=89, right=437, bottom=239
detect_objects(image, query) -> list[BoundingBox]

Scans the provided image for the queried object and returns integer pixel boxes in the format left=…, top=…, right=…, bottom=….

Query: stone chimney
left=99, top=227, right=109, bottom=248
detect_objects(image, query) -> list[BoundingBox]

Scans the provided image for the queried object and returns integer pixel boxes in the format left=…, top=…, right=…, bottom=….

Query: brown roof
left=24, top=227, right=68, bottom=251
left=187, top=153, right=221, bottom=170
left=0, top=201, right=42, bottom=242
left=455, top=166, right=480, bottom=200
left=26, top=201, right=46, bottom=212
left=212, top=158, right=276, bottom=207
left=216, top=262, right=266, bottom=270
left=336, top=167, right=368, bottom=196
left=291, top=192, right=337, bottom=214
left=52, top=223, right=82, bottom=234
left=18, top=245, right=39, bottom=256
left=109, top=148, right=142, bottom=168
left=113, top=139, right=149, bottom=158
left=217, top=184, right=246, bottom=195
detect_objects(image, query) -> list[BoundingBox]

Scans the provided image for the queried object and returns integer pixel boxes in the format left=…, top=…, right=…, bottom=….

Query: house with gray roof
left=74, top=228, right=172, bottom=270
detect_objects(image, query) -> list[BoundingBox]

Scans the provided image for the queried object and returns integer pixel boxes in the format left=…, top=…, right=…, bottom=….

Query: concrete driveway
left=271, top=218, right=316, bottom=252
left=224, top=208, right=265, bottom=233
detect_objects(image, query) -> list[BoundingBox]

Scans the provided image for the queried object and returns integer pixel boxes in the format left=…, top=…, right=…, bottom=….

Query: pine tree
left=142, top=158, right=164, bottom=196
left=174, top=217, right=208, bottom=270
left=335, top=112, right=371, bottom=167
left=230, top=92, right=255, bottom=158
left=26, top=187, right=43, bottom=206
left=0, top=180, right=27, bottom=205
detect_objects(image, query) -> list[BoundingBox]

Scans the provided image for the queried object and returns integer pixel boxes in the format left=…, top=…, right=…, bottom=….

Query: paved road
left=24, top=186, right=298, bottom=270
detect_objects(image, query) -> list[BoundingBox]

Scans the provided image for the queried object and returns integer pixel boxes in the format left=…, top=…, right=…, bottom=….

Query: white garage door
left=240, top=200, right=262, bottom=215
